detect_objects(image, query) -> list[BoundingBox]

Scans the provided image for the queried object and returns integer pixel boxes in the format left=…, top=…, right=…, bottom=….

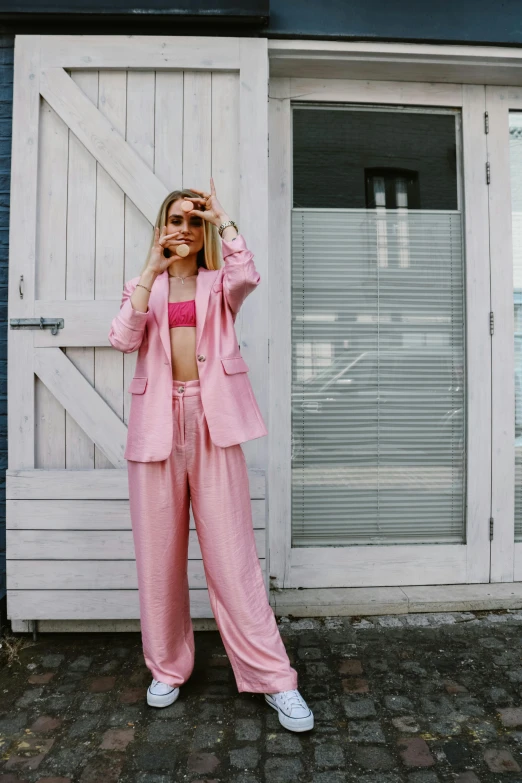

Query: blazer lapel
left=151, top=267, right=218, bottom=364
left=151, top=271, right=170, bottom=364
left=195, top=267, right=217, bottom=352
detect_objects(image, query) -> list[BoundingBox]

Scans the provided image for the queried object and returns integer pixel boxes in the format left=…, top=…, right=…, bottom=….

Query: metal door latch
left=10, top=317, right=64, bottom=336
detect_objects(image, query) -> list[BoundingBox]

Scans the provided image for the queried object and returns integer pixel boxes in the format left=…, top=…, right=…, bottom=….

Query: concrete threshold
left=271, top=582, right=522, bottom=617
left=10, top=583, right=522, bottom=633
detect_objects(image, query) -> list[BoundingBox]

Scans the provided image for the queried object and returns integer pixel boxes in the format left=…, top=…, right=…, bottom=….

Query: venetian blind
left=291, top=209, right=467, bottom=547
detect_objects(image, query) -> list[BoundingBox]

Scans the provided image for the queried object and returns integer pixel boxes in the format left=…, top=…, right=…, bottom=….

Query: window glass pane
left=509, top=111, right=522, bottom=540
left=291, top=104, right=467, bottom=547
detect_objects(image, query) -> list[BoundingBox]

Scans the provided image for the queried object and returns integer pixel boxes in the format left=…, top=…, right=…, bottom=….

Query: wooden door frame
left=486, top=85, right=522, bottom=583
left=9, top=34, right=269, bottom=472
left=267, top=76, right=492, bottom=589
left=7, top=34, right=269, bottom=623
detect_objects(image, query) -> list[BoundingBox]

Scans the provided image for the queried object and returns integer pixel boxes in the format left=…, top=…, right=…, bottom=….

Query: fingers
left=155, top=227, right=178, bottom=247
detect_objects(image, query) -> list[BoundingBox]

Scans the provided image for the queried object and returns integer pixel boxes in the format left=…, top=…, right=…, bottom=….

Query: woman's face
left=164, top=198, right=205, bottom=256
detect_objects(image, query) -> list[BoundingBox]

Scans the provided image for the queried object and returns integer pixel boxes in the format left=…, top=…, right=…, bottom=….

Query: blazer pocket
left=221, top=356, right=249, bottom=374
left=128, top=376, right=148, bottom=394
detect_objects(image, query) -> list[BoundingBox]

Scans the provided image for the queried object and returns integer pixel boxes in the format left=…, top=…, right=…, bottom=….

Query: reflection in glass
left=291, top=105, right=466, bottom=547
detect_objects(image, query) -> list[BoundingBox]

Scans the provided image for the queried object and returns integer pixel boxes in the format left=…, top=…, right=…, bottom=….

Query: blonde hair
left=140, top=189, right=222, bottom=274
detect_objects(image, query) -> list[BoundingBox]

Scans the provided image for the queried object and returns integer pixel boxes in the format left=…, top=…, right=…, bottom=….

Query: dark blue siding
left=268, top=0, right=522, bottom=46
left=0, top=35, right=12, bottom=603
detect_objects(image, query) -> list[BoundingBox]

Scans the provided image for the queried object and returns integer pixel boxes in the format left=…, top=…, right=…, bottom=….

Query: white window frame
left=486, top=85, right=522, bottom=583
left=267, top=60, right=498, bottom=589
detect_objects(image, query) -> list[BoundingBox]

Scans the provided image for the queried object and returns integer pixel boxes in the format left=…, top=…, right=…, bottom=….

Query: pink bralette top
left=168, top=299, right=196, bottom=328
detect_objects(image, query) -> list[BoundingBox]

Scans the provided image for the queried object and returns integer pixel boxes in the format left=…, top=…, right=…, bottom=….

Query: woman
left=108, top=178, right=314, bottom=733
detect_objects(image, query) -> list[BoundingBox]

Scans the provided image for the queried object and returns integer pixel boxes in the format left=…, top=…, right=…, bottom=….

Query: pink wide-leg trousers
left=126, top=378, right=298, bottom=694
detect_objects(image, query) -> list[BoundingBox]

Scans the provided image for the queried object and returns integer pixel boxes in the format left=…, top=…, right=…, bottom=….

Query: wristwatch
left=218, top=219, right=239, bottom=237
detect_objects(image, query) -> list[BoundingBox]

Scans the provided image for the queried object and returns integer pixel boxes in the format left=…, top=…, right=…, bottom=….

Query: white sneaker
left=264, top=688, right=314, bottom=732
left=146, top=678, right=180, bottom=708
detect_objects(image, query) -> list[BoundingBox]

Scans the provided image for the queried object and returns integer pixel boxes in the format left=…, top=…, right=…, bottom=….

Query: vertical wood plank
left=461, top=84, right=492, bottom=582
left=95, top=71, right=127, bottom=469
left=123, top=71, right=155, bottom=423
left=35, top=98, right=68, bottom=468
left=267, top=78, right=292, bottom=588
left=211, top=72, right=239, bottom=228
left=487, top=86, right=516, bottom=581
left=65, top=70, right=98, bottom=469
left=155, top=71, right=183, bottom=190
left=183, top=71, right=212, bottom=189
left=237, top=40, right=269, bottom=474
left=8, top=36, right=41, bottom=470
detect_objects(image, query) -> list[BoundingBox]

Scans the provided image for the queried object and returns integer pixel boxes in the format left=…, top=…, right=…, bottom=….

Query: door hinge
left=490, top=517, right=494, bottom=541
left=486, top=161, right=491, bottom=185
left=490, top=310, right=494, bottom=336
left=485, top=110, right=489, bottom=134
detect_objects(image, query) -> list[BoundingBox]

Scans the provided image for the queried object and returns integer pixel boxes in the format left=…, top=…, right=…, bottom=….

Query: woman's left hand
left=184, top=177, right=229, bottom=227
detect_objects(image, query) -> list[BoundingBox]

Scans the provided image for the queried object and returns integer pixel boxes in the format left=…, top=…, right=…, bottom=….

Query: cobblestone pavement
left=3, top=610, right=522, bottom=781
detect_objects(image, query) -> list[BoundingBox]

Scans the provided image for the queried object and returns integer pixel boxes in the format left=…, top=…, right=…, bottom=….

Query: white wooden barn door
left=7, top=35, right=269, bottom=627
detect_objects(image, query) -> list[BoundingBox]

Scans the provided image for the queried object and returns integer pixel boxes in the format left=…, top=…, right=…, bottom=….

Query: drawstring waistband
left=172, top=379, right=201, bottom=397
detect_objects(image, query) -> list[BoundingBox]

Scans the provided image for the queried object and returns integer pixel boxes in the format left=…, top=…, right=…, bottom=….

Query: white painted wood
left=288, top=545, right=467, bottom=588
left=7, top=529, right=266, bottom=561
left=183, top=71, right=212, bottom=191
left=460, top=85, right=493, bottom=582
left=268, top=78, right=292, bottom=589
left=33, top=348, right=128, bottom=468
left=8, top=559, right=265, bottom=590
left=11, top=618, right=220, bottom=632
left=514, top=543, right=522, bottom=580
left=7, top=498, right=267, bottom=529
left=123, top=71, right=156, bottom=423
left=268, top=78, right=492, bottom=589
left=66, top=70, right=98, bottom=471
left=35, top=93, right=68, bottom=469
left=39, top=67, right=168, bottom=224
left=33, top=301, right=120, bottom=347
left=272, top=582, right=522, bottom=616
left=8, top=589, right=214, bottom=620
left=6, top=469, right=266, bottom=499
left=268, top=40, right=522, bottom=86
left=95, top=70, right=127, bottom=470
left=154, top=71, right=184, bottom=190
left=236, top=39, right=269, bottom=478
left=6, top=32, right=269, bottom=622
left=9, top=36, right=41, bottom=470
left=272, top=78, right=463, bottom=107
left=11, top=581, right=522, bottom=627
left=40, top=35, right=240, bottom=69
left=485, top=86, right=516, bottom=582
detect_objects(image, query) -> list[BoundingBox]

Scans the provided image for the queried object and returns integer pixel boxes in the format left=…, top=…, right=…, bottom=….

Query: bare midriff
left=169, top=325, right=199, bottom=381
left=168, top=275, right=199, bottom=382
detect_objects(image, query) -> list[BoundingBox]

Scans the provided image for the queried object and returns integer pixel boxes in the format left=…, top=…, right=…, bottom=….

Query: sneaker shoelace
left=276, top=689, right=307, bottom=712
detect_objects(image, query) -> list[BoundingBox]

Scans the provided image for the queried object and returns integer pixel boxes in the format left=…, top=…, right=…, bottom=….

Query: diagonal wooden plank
left=39, top=67, right=169, bottom=224
left=34, top=347, right=127, bottom=468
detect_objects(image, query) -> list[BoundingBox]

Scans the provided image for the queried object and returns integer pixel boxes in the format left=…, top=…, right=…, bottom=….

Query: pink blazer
left=108, top=233, right=268, bottom=461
